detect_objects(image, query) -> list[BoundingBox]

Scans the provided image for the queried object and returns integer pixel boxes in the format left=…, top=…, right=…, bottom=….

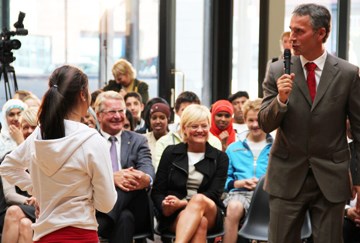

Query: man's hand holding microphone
left=277, top=48, right=295, bottom=104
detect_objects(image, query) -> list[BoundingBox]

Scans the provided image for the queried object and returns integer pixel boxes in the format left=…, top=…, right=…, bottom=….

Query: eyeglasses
left=187, top=124, right=209, bottom=131
left=101, top=109, right=126, bottom=116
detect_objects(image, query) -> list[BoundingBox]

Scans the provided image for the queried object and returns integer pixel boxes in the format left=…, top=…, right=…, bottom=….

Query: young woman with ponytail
left=0, top=65, right=117, bottom=243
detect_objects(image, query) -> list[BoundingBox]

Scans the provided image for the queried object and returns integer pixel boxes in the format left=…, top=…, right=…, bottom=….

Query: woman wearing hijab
left=210, top=100, right=236, bottom=151
left=0, top=107, right=39, bottom=243
left=0, top=99, right=27, bottom=159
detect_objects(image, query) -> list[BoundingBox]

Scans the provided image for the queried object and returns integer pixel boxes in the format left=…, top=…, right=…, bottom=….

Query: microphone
left=283, top=49, right=291, bottom=74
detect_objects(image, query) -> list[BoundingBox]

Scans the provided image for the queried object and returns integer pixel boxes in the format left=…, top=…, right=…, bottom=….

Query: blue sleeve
left=225, top=147, right=236, bottom=191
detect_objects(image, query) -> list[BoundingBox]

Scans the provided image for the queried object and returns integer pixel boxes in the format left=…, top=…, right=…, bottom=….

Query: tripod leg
left=1, top=65, right=18, bottom=100
left=1, top=69, right=11, bottom=100
left=11, top=68, right=18, bottom=92
left=0, top=71, right=4, bottom=100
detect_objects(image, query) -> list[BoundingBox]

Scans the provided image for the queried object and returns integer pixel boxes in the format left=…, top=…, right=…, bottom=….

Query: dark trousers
left=343, top=218, right=360, bottom=243
left=97, top=188, right=151, bottom=243
left=269, top=170, right=346, bottom=243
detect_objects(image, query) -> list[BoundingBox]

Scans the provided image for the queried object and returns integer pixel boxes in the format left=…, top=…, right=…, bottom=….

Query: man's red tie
left=305, top=62, right=317, bottom=102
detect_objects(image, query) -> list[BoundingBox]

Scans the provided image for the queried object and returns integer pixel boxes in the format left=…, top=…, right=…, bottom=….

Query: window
left=232, top=0, right=260, bottom=99
left=284, top=0, right=338, bottom=55
left=1, top=0, right=159, bottom=108
left=349, top=0, right=360, bottom=66
left=174, top=0, right=204, bottom=99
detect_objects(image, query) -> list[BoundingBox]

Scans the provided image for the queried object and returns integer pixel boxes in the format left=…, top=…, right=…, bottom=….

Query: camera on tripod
left=0, top=11, right=28, bottom=100
left=0, top=12, right=28, bottom=65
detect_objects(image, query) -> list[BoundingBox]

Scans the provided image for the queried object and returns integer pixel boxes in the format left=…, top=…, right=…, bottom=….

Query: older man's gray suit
left=97, top=130, right=155, bottom=243
left=258, top=53, right=360, bottom=242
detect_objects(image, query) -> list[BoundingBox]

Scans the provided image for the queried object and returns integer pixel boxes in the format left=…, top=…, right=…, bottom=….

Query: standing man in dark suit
left=258, top=3, right=360, bottom=243
left=94, top=91, right=155, bottom=243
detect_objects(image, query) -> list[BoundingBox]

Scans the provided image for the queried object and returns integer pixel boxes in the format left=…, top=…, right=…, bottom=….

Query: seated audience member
left=343, top=119, right=360, bottom=243
left=168, top=91, right=200, bottom=133
left=344, top=197, right=360, bottom=243
left=17, top=107, right=38, bottom=141
left=222, top=98, right=272, bottom=243
left=0, top=107, right=38, bottom=243
left=91, top=89, right=103, bottom=110
left=0, top=203, right=34, bottom=243
left=151, top=104, right=229, bottom=242
left=13, top=90, right=32, bottom=101
left=154, top=100, right=222, bottom=169
left=143, top=97, right=170, bottom=133
left=210, top=100, right=236, bottom=151
left=103, top=59, right=149, bottom=104
left=0, top=99, right=27, bottom=159
left=81, top=107, right=99, bottom=130
left=124, top=92, right=146, bottom=133
left=265, top=31, right=292, bottom=74
left=94, top=91, right=155, bottom=243
left=23, top=94, right=41, bottom=108
left=144, top=102, right=171, bottom=169
left=123, top=110, right=135, bottom=131
left=272, top=31, right=291, bottom=63
left=227, top=91, right=249, bottom=134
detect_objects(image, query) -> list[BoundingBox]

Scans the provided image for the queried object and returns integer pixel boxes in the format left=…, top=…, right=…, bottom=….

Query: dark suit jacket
left=151, top=142, right=228, bottom=224
left=103, top=79, right=149, bottom=104
left=258, top=54, right=360, bottom=203
left=120, top=130, right=154, bottom=178
left=97, top=130, right=155, bottom=239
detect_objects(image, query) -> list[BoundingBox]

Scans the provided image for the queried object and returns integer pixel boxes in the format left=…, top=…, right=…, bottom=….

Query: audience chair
left=133, top=231, right=153, bottom=243
left=238, top=176, right=312, bottom=242
left=98, top=231, right=153, bottom=243
left=154, top=225, right=224, bottom=243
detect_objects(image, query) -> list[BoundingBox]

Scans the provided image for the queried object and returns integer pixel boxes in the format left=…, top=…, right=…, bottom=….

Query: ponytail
left=38, top=65, right=88, bottom=139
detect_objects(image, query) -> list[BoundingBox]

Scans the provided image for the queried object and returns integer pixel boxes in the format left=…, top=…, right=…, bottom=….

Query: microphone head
left=284, top=48, right=291, bottom=59
left=283, top=49, right=291, bottom=74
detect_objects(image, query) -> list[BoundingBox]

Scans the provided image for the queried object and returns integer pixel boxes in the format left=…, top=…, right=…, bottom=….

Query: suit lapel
left=312, top=55, right=339, bottom=111
left=293, top=57, right=312, bottom=106
left=120, top=131, right=131, bottom=168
